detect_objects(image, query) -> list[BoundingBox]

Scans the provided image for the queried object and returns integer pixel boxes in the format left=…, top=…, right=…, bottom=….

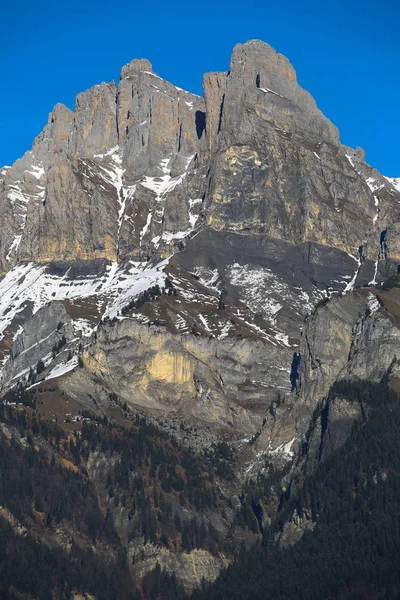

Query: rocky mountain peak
left=32, top=102, right=74, bottom=158
left=1, top=38, right=400, bottom=277
left=120, top=57, right=153, bottom=80
left=216, top=39, right=340, bottom=147
left=230, top=39, right=297, bottom=84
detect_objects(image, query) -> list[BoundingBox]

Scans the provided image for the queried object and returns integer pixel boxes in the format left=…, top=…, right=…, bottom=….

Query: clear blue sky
left=1, top=0, right=399, bottom=175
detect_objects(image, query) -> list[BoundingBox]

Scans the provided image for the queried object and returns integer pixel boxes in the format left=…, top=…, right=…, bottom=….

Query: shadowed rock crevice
left=195, top=110, right=206, bottom=139
left=217, top=93, right=225, bottom=134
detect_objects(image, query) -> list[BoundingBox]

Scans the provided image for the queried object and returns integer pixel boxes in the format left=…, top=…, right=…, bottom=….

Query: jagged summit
left=1, top=38, right=399, bottom=276
left=120, top=57, right=153, bottom=79
left=231, top=39, right=297, bottom=81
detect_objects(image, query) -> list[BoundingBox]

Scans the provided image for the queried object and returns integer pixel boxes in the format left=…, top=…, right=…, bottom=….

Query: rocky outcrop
left=1, top=39, right=399, bottom=471
left=131, top=545, right=230, bottom=589
left=300, top=289, right=400, bottom=404
left=65, top=318, right=291, bottom=435
left=203, top=41, right=400, bottom=271
left=1, top=302, right=75, bottom=390
left=1, top=39, right=399, bottom=467
left=0, top=61, right=207, bottom=272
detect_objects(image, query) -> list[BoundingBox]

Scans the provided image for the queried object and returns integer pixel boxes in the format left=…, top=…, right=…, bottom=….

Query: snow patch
left=73, top=319, right=97, bottom=338
left=259, top=87, right=284, bottom=98
left=218, top=321, right=233, bottom=339
left=25, top=165, right=44, bottom=179
left=5, top=167, right=46, bottom=260
left=365, top=177, right=384, bottom=193
left=228, top=263, right=316, bottom=322
left=192, top=268, right=221, bottom=293
left=175, top=314, right=188, bottom=332
left=367, top=294, right=380, bottom=313
left=143, top=71, right=162, bottom=80
left=199, top=314, right=212, bottom=334
left=373, top=195, right=379, bottom=225
left=271, top=437, right=296, bottom=459
left=45, top=356, right=79, bottom=382
left=141, top=212, right=153, bottom=241
left=384, top=177, right=400, bottom=194
left=369, top=260, right=379, bottom=286
left=0, top=259, right=169, bottom=342
left=343, top=256, right=361, bottom=293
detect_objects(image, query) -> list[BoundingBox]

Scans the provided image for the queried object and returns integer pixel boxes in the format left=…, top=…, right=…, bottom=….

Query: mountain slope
left=192, top=379, right=400, bottom=600
left=1, top=39, right=400, bottom=593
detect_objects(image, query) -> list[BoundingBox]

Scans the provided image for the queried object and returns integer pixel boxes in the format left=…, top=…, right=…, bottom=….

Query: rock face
left=203, top=40, right=400, bottom=270
left=0, top=62, right=207, bottom=271
left=70, top=317, right=291, bottom=433
left=2, top=39, right=400, bottom=281
left=1, top=39, right=400, bottom=588
left=300, top=289, right=400, bottom=404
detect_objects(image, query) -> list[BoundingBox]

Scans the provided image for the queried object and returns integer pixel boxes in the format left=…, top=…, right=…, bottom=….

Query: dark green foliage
left=121, top=285, right=162, bottom=315
left=0, top=397, right=231, bottom=597
left=80, top=414, right=223, bottom=510
left=36, top=359, right=45, bottom=374
left=142, top=563, right=185, bottom=600
left=53, top=334, right=67, bottom=357
left=79, top=414, right=228, bottom=553
left=193, top=380, right=400, bottom=600
left=205, top=441, right=236, bottom=480
left=2, top=387, right=36, bottom=408
left=0, top=516, right=139, bottom=600
left=58, top=334, right=67, bottom=350
left=0, top=420, right=112, bottom=544
left=314, top=295, right=330, bottom=310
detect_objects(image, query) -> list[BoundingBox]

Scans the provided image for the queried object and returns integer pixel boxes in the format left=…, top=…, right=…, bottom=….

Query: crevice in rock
left=195, top=111, right=206, bottom=139
left=217, top=94, right=225, bottom=134
left=318, top=399, right=330, bottom=461
left=177, top=123, right=182, bottom=153
left=290, top=352, right=301, bottom=391
left=115, top=92, right=120, bottom=141
left=380, top=228, right=388, bottom=259
left=251, top=501, right=263, bottom=533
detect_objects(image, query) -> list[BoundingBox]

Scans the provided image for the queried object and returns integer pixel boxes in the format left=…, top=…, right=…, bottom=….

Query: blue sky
left=1, top=0, right=399, bottom=175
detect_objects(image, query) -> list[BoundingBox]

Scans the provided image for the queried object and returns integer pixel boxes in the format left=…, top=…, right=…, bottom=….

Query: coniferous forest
left=193, top=380, right=400, bottom=600
left=1, top=379, right=400, bottom=598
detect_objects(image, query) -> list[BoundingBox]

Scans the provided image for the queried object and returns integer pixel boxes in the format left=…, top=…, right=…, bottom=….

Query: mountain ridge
left=2, top=39, right=399, bottom=273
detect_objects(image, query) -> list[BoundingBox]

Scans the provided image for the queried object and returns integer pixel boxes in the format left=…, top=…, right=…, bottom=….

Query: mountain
left=1, top=39, right=400, bottom=598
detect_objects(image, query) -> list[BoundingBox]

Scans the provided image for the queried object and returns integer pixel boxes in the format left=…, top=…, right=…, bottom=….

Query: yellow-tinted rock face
left=77, top=319, right=290, bottom=431
left=146, top=350, right=194, bottom=387
left=82, top=349, right=109, bottom=376
left=132, top=545, right=230, bottom=590
left=33, top=237, right=117, bottom=265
